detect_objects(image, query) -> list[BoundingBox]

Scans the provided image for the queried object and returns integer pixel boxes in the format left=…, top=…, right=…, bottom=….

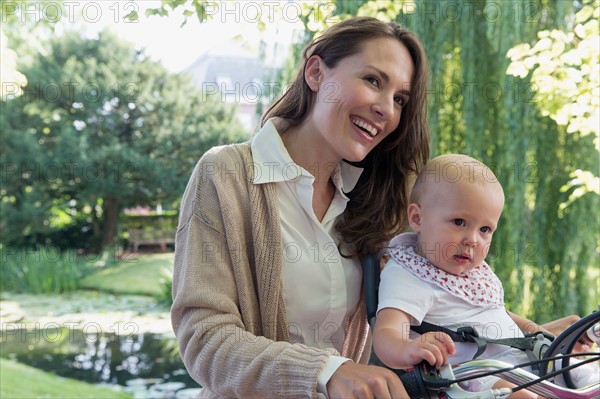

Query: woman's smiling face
left=305, top=36, right=414, bottom=163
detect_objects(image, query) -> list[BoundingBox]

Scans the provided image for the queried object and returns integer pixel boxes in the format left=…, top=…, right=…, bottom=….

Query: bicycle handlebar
left=452, top=359, right=599, bottom=399
left=395, top=310, right=600, bottom=398
left=399, top=358, right=599, bottom=399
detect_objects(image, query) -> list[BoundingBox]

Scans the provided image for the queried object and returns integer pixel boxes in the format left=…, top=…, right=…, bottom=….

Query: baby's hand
left=402, top=332, right=455, bottom=369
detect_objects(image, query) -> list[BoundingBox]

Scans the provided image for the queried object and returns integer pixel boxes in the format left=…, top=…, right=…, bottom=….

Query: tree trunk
left=89, top=199, right=102, bottom=253
left=101, top=195, right=120, bottom=250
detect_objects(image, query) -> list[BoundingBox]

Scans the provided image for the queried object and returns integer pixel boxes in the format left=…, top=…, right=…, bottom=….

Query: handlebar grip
left=399, top=366, right=434, bottom=399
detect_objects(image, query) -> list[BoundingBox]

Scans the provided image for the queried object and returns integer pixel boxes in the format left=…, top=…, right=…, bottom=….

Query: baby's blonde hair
left=410, top=154, right=503, bottom=204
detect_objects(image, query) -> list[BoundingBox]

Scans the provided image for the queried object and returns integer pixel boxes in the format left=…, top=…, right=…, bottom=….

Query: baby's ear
left=407, top=203, right=422, bottom=232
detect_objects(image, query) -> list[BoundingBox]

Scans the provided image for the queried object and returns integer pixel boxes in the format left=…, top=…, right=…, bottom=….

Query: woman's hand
left=326, top=362, right=408, bottom=399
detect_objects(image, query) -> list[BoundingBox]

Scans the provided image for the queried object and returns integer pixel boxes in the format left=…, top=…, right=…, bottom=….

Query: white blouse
left=251, top=119, right=363, bottom=395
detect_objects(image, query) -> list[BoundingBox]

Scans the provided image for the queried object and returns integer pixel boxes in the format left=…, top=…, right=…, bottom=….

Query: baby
left=373, top=154, right=595, bottom=398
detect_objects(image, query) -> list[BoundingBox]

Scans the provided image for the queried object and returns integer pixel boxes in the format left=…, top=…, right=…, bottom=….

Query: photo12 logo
left=193, top=1, right=340, bottom=24
left=1, top=321, right=140, bottom=344
left=2, top=81, right=138, bottom=103
left=1, top=1, right=140, bottom=24
left=0, top=161, right=137, bottom=184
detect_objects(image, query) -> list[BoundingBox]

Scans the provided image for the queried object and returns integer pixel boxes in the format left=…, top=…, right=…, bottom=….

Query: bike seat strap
left=412, top=321, right=554, bottom=360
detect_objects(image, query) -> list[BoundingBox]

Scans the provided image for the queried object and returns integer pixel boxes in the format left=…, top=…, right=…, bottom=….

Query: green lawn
left=80, top=253, right=173, bottom=296
left=0, top=358, right=132, bottom=398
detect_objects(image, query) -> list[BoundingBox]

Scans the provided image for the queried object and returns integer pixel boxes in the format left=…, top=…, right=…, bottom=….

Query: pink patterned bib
left=387, top=245, right=504, bottom=307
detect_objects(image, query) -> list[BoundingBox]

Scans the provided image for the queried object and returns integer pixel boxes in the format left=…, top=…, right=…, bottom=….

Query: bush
left=1, top=217, right=96, bottom=252
left=155, top=269, right=173, bottom=307
left=121, top=212, right=178, bottom=231
left=0, top=247, right=94, bottom=294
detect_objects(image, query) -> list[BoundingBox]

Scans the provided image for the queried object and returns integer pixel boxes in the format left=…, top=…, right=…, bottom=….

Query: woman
left=171, top=16, right=430, bottom=398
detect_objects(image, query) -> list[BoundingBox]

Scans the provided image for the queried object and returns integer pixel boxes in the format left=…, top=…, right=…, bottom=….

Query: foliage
left=0, top=28, right=27, bottom=97
left=0, top=0, right=137, bottom=95
left=0, top=205, right=98, bottom=251
left=0, top=247, right=94, bottom=294
left=156, top=268, right=174, bottom=306
left=0, top=358, right=132, bottom=398
left=507, top=0, right=600, bottom=208
left=507, top=1, right=599, bottom=138
left=0, top=0, right=59, bottom=98
left=559, top=170, right=600, bottom=216
left=0, top=29, right=246, bottom=250
left=146, top=0, right=259, bottom=28
left=121, top=212, right=178, bottom=231
left=394, top=0, right=599, bottom=320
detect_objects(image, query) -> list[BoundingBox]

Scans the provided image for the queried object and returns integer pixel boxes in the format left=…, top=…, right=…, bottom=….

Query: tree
left=0, top=0, right=64, bottom=98
left=396, top=0, right=598, bottom=319
left=140, top=0, right=599, bottom=319
left=0, top=29, right=246, bottom=250
left=0, top=28, right=27, bottom=97
left=507, top=0, right=599, bottom=210
left=0, top=0, right=139, bottom=98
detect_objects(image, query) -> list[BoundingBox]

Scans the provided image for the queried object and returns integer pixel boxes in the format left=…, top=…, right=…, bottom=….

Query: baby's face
left=409, top=181, right=504, bottom=275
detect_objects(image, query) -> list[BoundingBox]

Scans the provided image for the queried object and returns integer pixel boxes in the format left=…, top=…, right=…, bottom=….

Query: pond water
left=1, top=327, right=201, bottom=398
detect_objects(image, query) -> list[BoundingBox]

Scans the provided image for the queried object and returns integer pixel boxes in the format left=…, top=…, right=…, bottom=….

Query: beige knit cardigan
left=171, top=142, right=372, bottom=398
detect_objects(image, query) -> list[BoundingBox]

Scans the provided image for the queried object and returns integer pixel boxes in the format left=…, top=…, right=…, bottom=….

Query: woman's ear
left=407, top=203, right=422, bottom=232
left=304, top=55, right=324, bottom=92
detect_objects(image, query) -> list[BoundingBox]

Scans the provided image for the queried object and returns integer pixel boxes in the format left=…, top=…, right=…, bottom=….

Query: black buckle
left=525, top=331, right=555, bottom=342
left=456, top=326, right=478, bottom=341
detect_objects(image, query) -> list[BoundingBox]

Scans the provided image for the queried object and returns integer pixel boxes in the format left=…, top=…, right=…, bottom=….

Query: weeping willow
left=305, top=0, right=599, bottom=321
left=400, top=0, right=598, bottom=321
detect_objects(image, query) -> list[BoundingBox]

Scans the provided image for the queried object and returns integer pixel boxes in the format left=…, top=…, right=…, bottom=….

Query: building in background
left=184, top=38, right=283, bottom=132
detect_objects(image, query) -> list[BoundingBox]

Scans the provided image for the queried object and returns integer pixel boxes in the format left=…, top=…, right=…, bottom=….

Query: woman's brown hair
left=261, top=16, right=430, bottom=257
